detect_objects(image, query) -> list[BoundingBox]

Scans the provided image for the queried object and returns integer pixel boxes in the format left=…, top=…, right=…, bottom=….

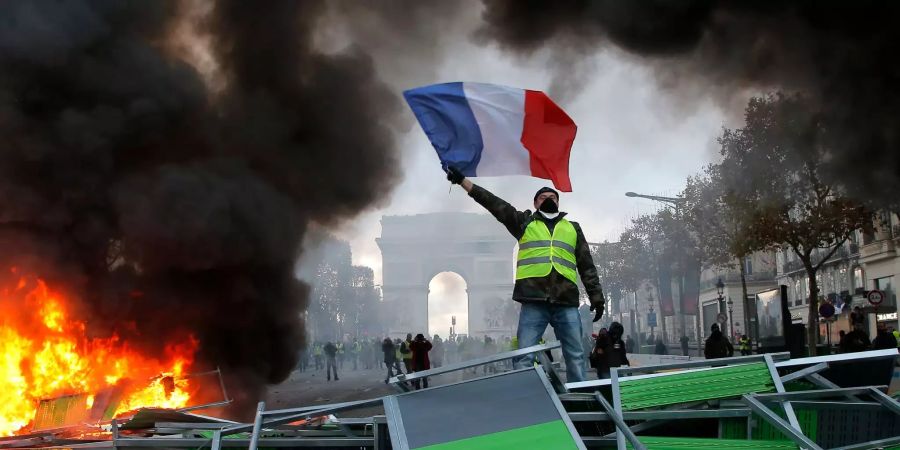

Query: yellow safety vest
left=516, top=219, right=578, bottom=284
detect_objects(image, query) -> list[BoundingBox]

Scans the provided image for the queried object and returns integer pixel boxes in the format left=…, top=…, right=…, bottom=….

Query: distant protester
left=704, top=324, right=734, bottom=359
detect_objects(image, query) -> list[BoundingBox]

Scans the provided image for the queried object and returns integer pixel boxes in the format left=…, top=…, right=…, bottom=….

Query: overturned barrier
left=3, top=346, right=898, bottom=449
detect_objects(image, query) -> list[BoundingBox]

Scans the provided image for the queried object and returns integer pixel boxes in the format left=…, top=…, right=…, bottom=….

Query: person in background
left=891, top=327, right=900, bottom=348
left=298, top=345, right=309, bottom=373
left=381, top=338, right=399, bottom=383
left=738, top=335, right=751, bottom=356
left=704, top=324, right=734, bottom=359
left=313, top=341, right=324, bottom=371
left=351, top=338, right=361, bottom=371
left=409, top=333, right=433, bottom=390
left=401, top=333, right=414, bottom=374
left=654, top=338, right=668, bottom=355
left=483, top=336, right=498, bottom=374
left=361, top=339, right=373, bottom=370
left=431, top=335, right=444, bottom=368
left=842, top=323, right=871, bottom=353
left=837, top=330, right=847, bottom=353
left=625, top=335, right=635, bottom=354
left=680, top=335, right=690, bottom=356
left=590, top=322, right=629, bottom=379
left=324, top=341, right=339, bottom=381
left=335, top=341, right=345, bottom=370
left=872, top=323, right=897, bottom=350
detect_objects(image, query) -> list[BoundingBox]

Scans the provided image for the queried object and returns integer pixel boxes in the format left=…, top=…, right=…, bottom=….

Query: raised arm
left=446, top=166, right=529, bottom=239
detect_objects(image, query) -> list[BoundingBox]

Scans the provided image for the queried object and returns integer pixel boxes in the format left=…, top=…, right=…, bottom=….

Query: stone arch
left=427, top=271, right=468, bottom=337
left=378, top=212, right=516, bottom=339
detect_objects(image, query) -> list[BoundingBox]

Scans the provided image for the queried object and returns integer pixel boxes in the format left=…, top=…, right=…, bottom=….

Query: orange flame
left=0, top=270, right=198, bottom=436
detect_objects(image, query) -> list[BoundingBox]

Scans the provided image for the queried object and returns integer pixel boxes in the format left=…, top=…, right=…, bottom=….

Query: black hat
left=534, top=187, right=559, bottom=202
left=711, top=323, right=720, bottom=332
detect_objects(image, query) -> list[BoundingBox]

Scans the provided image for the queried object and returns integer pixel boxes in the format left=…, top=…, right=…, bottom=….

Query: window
left=838, top=267, right=848, bottom=292
left=875, top=276, right=895, bottom=306
left=853, top=267, right=865, bottom=292
left=744, top=256, right=753, bottom=275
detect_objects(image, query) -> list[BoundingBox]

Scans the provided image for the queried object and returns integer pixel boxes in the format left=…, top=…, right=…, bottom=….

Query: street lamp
left=716, top=277, right=725, bottom=312
left=727, top=296, right=735, bottom=340
left=624, top=192, right=687, bottom=207
left=647, top=288, right=656, bottom=343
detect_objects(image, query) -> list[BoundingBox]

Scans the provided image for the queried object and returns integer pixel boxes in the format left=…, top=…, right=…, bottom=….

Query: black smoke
left=479, top=0, right=900, bottom=208
left=0, top=0, right=401, bottom=412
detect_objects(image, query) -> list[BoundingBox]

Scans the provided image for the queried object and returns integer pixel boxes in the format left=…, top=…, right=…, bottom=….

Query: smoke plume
left=479, top=0, right=900, bottom=207
left=0, top=0, right=401, bottom=412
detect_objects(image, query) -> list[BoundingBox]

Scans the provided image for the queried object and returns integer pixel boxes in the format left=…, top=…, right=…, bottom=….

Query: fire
left=0, top=269, right=198, bottom=436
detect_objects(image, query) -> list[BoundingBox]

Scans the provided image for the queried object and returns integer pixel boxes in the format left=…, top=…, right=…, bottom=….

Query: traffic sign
left=716, top=312, right=728, bottom=324
left=867, top=290, right=886, bottom=306
left=818, top=302, right=835, bottom=319
left=647, top=312, right=657, bottom=327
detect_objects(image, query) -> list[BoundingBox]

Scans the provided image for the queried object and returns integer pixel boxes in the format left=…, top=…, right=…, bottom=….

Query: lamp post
left=715, top=277, right=725, bottom=341
left=647, top=287, right=656, bottom=342
left=727, top=296, right=735, bottom=341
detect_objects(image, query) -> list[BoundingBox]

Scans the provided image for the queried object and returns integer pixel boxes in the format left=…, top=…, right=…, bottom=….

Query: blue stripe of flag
left=403, top=82, right=483, bottom=176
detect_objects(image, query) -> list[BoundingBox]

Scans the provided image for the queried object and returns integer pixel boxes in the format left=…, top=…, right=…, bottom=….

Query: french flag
left=403, top=82, right=577, bottom=191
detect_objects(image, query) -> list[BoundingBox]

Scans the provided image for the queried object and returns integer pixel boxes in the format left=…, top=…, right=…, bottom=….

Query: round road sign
left=716, top=312, right=728, bottom=324
left=867, top=290, right=886, bottom=306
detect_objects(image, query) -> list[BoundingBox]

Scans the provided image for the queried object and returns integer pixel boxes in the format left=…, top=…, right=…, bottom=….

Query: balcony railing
left=782, top=259, right=805, bottom=274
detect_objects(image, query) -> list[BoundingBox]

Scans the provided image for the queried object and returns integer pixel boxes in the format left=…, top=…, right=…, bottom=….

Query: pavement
left=265, top=360, right=512, bottom=417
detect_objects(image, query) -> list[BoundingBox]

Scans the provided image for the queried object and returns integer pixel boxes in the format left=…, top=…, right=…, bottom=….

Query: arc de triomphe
left=377, top=212, right=518, bottom=339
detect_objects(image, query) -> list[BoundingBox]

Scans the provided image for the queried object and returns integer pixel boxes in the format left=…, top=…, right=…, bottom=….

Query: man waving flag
left=403, top=82, right=577, bottom=191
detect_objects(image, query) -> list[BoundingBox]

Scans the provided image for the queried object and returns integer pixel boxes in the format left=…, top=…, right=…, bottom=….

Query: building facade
left=771, top=212, right=900, bottom=345
left=377, top=213, right=517, bottom=340
left=698, top=252, right=778, bottom=343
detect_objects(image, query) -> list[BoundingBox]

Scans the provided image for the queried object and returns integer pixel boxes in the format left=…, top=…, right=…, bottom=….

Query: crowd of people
left=299, top=311, right=900, bottom=387
left=298, top=333, right=522, bottom=388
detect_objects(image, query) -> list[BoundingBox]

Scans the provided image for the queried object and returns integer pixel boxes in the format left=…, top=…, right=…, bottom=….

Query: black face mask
left=539, top=198, right=559, bottom=213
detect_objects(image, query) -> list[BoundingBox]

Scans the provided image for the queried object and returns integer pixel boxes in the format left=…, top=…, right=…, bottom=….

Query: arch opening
left=428, top=272, right=468, bottom=338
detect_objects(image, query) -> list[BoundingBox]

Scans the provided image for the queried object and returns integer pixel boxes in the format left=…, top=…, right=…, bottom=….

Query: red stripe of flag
left=521, top=90, right=577, bottom=192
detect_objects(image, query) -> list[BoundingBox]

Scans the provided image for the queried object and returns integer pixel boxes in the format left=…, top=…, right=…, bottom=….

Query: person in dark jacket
left=409, top=333, right=433, bottom=390
left=446, top=168, right=605, bottom=383
left=624, top=336, right=635, bottom=354
left=381, top=338, right=400, bottom=383
left=842, top=323, right=871, bottom=353
left=680, top=335, right=690, bottom=356
left=872, top=324, right=896, bottom=350
left=324, top=341, right=339, bottom=381
left=590, top=322, right=629, bottom=379
left=704, top=324, right=734, bottom=359
left=654, top=338, right=668, bottom=355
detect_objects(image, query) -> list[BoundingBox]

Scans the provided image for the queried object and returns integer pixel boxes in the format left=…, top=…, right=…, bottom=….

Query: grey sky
left=321, top=4, right=747, bottom=334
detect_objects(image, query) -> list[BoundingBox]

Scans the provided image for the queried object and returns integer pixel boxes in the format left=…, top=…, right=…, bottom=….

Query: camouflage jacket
left=469, top=185, right=605, bottom=310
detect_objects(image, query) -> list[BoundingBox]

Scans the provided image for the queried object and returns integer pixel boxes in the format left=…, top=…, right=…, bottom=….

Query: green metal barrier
left=626, top=436, right=796, bottom=449
left=618, top=362, right=775, bottom=411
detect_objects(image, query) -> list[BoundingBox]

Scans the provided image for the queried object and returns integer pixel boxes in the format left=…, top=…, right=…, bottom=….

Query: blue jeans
left=514, top=302, right=586, bottom=382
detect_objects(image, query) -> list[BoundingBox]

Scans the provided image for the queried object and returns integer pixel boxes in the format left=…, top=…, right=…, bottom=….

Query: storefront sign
left=876, top=312, right=898, bottom=321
